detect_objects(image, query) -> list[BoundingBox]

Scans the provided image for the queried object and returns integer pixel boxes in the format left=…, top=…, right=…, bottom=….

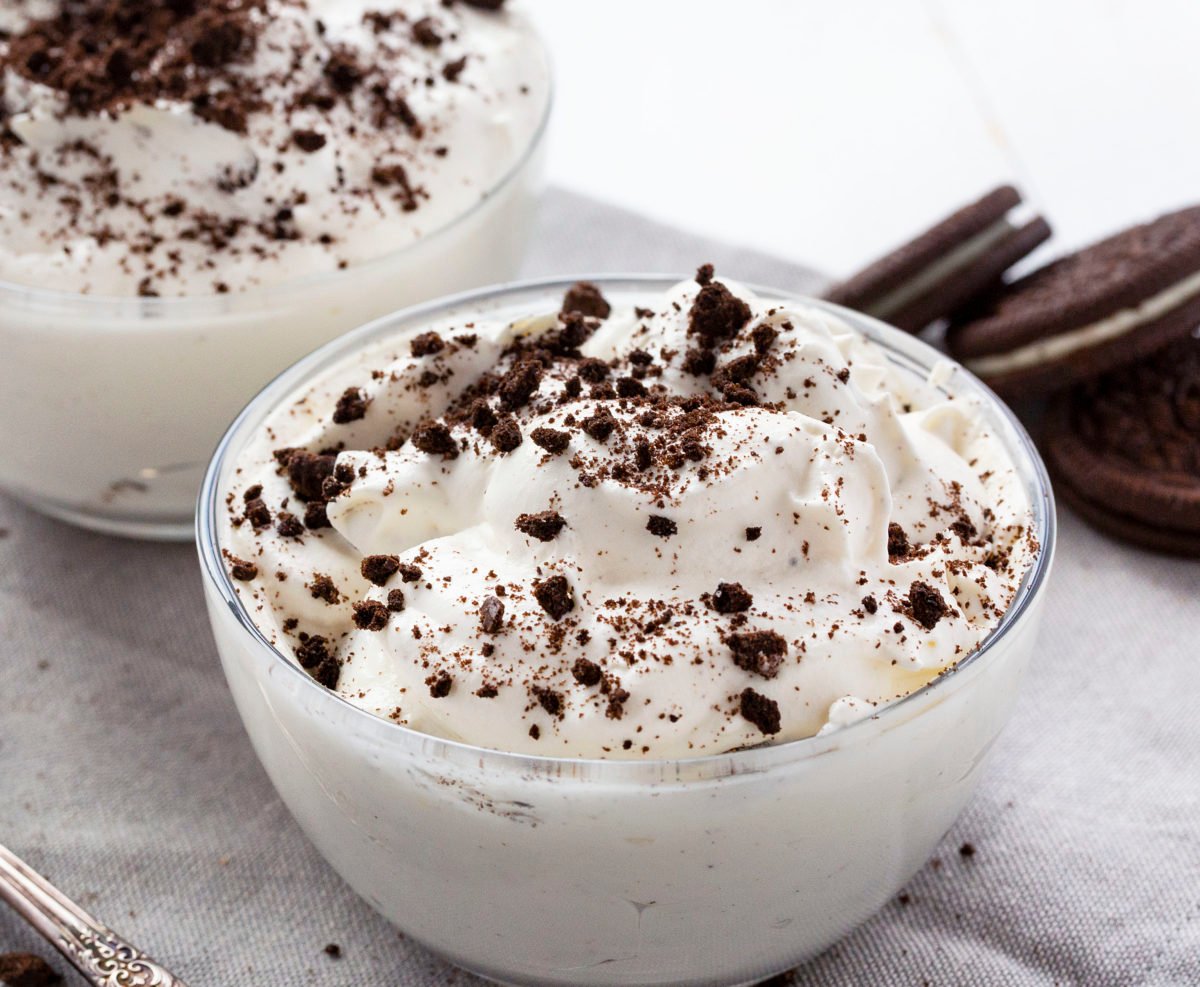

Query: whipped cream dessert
left=0, top=0, right=547, bottom=295
left=221, top=271, right=1039, bottom=759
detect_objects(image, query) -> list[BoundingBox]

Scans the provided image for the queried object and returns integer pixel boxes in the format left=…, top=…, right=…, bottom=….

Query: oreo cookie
left=1043, top=333, right=1200, bottom=556
left=824, top=185, right=1050, bottom=333
left=948, top=205, right=1200, bottom=399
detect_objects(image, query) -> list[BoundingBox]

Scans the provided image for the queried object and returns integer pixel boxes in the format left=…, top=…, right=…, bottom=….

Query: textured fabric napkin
left=1, top=189, right=1198, bottom=987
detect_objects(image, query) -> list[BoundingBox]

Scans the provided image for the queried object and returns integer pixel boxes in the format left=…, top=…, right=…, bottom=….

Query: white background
left=527, top=0, right=1200, bottom=277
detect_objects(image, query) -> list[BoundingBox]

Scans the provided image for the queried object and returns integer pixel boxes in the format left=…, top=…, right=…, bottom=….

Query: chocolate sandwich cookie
left=1043, top=333, right=1200, bottom=556
left=824, top=185, right=1050, bottom=333
left=948, top=205, right=1200, bottom=399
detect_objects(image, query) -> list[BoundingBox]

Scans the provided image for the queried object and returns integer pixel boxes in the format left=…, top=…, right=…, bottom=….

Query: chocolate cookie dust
left=0, top=953, right=62, bottom=987
left=227, top=270, right=1036, bottom=754
left=0, top=0, right=517, bottom=295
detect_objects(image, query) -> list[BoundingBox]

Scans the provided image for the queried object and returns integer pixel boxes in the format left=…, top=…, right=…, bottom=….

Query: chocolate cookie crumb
left=427, top=671, right=453, bottom=698
left=361, top=554, right=401, bottom=586
left=479, top=595, right=505, bottom=633
left=745, top=526, right=762, bottom=541
left=907, top=580, right=949, bottom=630
left=225, top=553, right=258, bottom=581
left=0, top=953, right=62, bottom=986
left=490, top=416, right=523, bottom=453
left=296, top=634, right=333, bottom=669
left=352, top=599, right=390, bottom=631
left=410, top=331, right=446, bottom=357
left=689, top=278, right=751, bottom=343
left=498, top=359, right=543, bottom=409
left=532, top=574, right=574, bottom=620
left=276, top=511, right=304, bottom=539
left=281, top=449, right=336, bottom=502
left=528, top=723, right=540, bottom=740
left=411, top=16, right=442, bottom=47
left=304, top=501, right=331, bottom=530
left=739, top=688, right=782, bottom=735
left=887, top=522, right=910, bottom=558
left=751, top=324, right=779, bottom=354
left=312, top=657, right=340, bottom=689
left=572, top=657, right=603, bottom=687
left=582, top=409, right=616, bottom=442
left=398, top=563, right=423, bottom=582
left=862, top=594, right=878, bottom=614
left=616, top=376, right=647, bottom=398
left=515, top=510, right=567, bottom=541
left=533, top=686, right=563, bottom=717
left=959, top=842, right=976, bottom=858
left=244, top=497, right=272, bottom=529
left=309, top=573, right=341, bottom=604
left=562, top=281, right=611, bottom=319
left=386, top=588, right=406, bottom=612
left=711, top=581, right=753, bottom=613
left=646, top=515, right=677, bottom=538
left=531, top=427, right=570, bottom=454
left=728, top=630, right=788, bottom=678
left=681, top=347, right=717, bottom=377
left=323, top=944, right=342, bottom=960
left=412, top=420, right=459, bottom=459
left=293, top=129, right=327, bottom=153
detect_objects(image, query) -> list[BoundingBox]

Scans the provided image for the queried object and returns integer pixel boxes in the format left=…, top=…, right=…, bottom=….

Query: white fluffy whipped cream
left=0, top=0, right=547, bottom=296
left=221, top=274, right=1038, bottom=759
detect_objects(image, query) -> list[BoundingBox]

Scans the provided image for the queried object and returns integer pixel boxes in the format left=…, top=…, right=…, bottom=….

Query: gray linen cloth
left=2, top=189, right=1198, bottom=986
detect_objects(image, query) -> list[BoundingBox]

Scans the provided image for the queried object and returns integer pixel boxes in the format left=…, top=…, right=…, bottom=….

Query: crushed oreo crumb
left=361, top=554, right=401, bottom=586
left=571, top=658, right=603, bottom=687
left=561, top=281, right=611, bottom=319
left=711, top=581, right=753, bottom=614
left=728, top=630, right=787, bottom=678
left=532, top=574, right=574, bottom=620
left=907, top=580, right=949, bottom=630
left=410, top=331, right=445, bottom=357
left=352, top=599, right=390, bottom=631
left=479, top=595, right=505, bottom=633
left=427, top=671, right=453, bottom=698
left=646, top=515, right=677, bottom=538
left=515, top=510, right=567, bottom=541
left=412, top=420, right=459, bottom=459
left=531, top=427, right=570, bottom=454
left=887, top=522, right=910, bottom=559
left=739, top=688, right=781, bottom=735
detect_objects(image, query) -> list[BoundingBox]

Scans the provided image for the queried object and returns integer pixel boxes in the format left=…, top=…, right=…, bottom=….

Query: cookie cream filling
left=967, top=268, right=1200, bottom=377
left=0, top=0, right=548, bottom=296
left=865, top=216, right=1022, bottom=321
left=221, top=272, right=1038, bottom=759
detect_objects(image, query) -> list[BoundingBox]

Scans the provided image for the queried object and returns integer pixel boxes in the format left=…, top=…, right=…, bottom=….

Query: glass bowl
left=197, top=276, right=1055, bottom=986
left=0, top=41, right=552, bottom=542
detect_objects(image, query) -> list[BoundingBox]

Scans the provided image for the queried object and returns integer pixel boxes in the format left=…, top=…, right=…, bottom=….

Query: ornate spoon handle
left=0, top=843, right=189, bottom=986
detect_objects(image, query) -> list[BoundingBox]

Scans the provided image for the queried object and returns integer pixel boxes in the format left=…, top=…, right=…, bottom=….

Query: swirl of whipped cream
left=0, top=0, right=547, bottom=295
left=222, top=272, right=1038, bottom=758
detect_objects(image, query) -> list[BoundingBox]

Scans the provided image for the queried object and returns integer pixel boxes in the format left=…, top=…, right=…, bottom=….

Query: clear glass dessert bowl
left=0, top=48, right=551, bottom=543
left=197, top=277, right=1056, bottom=987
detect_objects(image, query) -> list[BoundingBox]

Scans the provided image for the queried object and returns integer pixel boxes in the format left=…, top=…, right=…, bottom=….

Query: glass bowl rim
left=197, top=273, right=1057, bottom=777
left=0, top=19, right=553, bottom=318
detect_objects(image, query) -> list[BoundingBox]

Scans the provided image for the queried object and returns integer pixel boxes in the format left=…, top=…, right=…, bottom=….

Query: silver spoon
left=0, top=842, right=189, bottom=986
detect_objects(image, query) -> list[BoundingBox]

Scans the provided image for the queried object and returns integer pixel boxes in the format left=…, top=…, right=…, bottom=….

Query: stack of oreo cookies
left=827, top=194, right=1200, bottom=556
